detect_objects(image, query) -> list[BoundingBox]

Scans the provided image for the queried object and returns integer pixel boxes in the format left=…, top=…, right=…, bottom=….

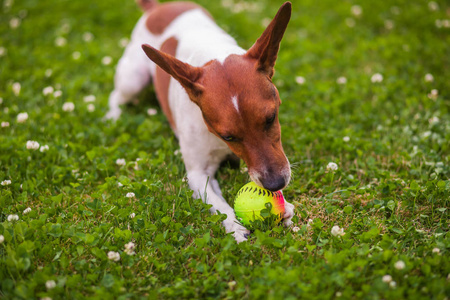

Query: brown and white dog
left=106, top=0, right=294, bottom=242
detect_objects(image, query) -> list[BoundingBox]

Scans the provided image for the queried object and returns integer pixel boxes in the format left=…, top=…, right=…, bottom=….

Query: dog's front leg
left=283, top=200, right=295, bottom=227
left=186, top=169, right=250, bottom=243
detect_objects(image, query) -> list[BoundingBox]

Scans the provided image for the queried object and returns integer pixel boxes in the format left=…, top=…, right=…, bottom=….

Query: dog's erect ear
left=245, top=2, right=291, bottom=78
left=142, top=44, right=204, bottom=100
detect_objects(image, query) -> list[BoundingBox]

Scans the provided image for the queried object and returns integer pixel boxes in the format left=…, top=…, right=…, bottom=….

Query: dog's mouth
left=249, top=165, right=291, bottom=192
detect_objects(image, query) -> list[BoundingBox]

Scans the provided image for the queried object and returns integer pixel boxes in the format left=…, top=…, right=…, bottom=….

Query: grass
left=0, top=0, right=449, bottom=299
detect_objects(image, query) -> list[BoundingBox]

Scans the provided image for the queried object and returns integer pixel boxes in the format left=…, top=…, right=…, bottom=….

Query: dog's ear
left=142, top=44, right=204, bottom=100
left=245, top=2, right=291, bottom=78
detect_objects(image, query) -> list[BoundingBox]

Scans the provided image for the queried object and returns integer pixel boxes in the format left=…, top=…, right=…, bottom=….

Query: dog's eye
left=222, top=135, right=235, bottom=142
left=265, top=113, right=276, bottom=127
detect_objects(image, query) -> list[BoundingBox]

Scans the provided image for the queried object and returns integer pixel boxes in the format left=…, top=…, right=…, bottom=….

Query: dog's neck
left=156, top=9, right=246, bottom=66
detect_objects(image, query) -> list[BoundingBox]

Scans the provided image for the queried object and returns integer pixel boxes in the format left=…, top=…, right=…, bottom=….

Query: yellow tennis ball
left=234, top=182, right=285, bottom=226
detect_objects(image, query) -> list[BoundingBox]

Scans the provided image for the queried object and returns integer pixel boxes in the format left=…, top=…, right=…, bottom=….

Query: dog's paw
left=104, top=108, right=121, bottom=121
left=224, top=220, right=250, bottom=243
left=282, top=201, right=295, bottom=227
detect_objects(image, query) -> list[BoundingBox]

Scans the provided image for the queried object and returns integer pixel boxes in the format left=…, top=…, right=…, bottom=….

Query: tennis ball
left=234, top=182, right=285, bottom=226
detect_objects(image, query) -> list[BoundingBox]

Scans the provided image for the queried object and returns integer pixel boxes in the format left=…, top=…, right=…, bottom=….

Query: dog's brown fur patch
left=155, top=37, right=179, bottom=131
left=145, top=1, right=211, bottom=35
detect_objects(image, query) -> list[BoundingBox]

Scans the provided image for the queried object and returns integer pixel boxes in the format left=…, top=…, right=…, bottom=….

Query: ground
left=0, top=0, right=449, bottom=299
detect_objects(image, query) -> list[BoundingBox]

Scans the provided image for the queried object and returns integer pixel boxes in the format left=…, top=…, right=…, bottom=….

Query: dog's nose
left=262, top=176, right=286, bottom=192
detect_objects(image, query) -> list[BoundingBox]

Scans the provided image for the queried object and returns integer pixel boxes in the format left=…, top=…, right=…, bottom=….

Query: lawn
left=0, top=0, right=449, bottom=299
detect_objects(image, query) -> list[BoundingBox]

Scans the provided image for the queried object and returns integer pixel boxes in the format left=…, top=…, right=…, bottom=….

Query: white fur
left=106, top=8, right=293, bottom=242
left=231, top=95, right=239, bottom=112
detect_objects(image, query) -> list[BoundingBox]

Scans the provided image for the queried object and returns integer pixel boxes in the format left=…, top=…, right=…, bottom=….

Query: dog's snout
left=262, top=176, right=286, bottom=192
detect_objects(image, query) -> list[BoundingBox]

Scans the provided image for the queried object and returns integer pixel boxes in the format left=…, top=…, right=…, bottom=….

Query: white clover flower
left=83, top=95, right=96, bottom=102
left=1, top=180, right=12, bottom=186
left=331, top=225, right=345, bottom=236
left=53, top=90, right=62, bottom=98
left=292, top=226, right=300, bottom=233
left=443, top=19, right=450, bottom=28
left=327, top=162, right=338, bottom=172
left=228, top=281, right=237, bottom=289
left=306, top=218, right=313, bottom=228
left=125, top=242, right=135, bottom=250
left=422, top=131, right=432, bottom=138
left=424, top=73, right=434, bottom=82
left=124, top=242, right=136, bottom=255
left=40, top=145, right=49, bottom=152
left=382, top=275, right=393, bottom=283
left=295, top=76, right=305, bottom=85
left=72, top=51, right=81, bottom=60
left=261, top=17, right=271, bottom=27
left=9, top=17, right=21, bottom=29
left=55, top=36, right=67, bottom=47
left=83, top=32, right=94, bottom=42
left=23, top=207, right=31, bottom=214
left=147, top=108, right=157, bottom=116
left=0, top=235, right=4, bottom=243
left=102, top=56, right=112, bottom=65
left=345, top=18, right=355, bottom=27
left=394, top=260, right=405, bottom=270
left=389, top=281, right=397, bottom=288
left=336, top=76, right=347, bottom=85
left=26, top=140, right=40, bottom=150
left=43, top=86, right=54, bottom=96
left=1, top=122, right=10, bottom=127
left=429, top=116, right=439, bottom=125
left=0, top=46, right=6, bottom=57
left=343, top=136, right=350, bottom=142
left=7, top=214, right=19, bottom=222
left=428, top=89, right=438, bottom=100
left=87, top=104, right=95, bottom=112
left=17, top=112, right=28, bottom=123
left=351, top=5, right=362, bottom=17
left=371, top=73, right=383, bottom=83
left=107, top=251, right=120, bottom=261
left=116, top=158, right=126, bottom=166
left=124, top=248, right=135, bottom=255
left=45, top=280, right=56, bottom=290
left=129, top=213, right=135, bottom=219
left=428, top=1, right=439, bottom=11
left=62, top=102, right=75, bottom=112
left=222, top=0, right=233, bottom=8
left=336, top=292, right=342, bottom=297
left=432, top=248, right=440, bottom=254
left=384, top=20, right=394, bottom=30
left=125, top=192, right=135, bottom=198
left=119, top=37, right=129, bottom=48
left=12, top=82, right=21, bottom=96
left=118, top=182, right=123, bottom=187
left=45, top=69, right=53, bottom=78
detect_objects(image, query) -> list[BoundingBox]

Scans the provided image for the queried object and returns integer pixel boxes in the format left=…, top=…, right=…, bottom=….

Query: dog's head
left=142, top=2, right=291, bottom=191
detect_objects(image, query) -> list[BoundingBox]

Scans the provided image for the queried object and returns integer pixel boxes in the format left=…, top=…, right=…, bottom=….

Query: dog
left=106, top=0, right=295, bottom=242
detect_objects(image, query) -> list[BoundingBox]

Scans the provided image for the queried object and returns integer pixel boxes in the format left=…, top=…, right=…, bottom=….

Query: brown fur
left=137, top=0, right=158, bottom=11
left=145, top=1, right=211, bottom=35
left=155, top=37, right=179, bottom=131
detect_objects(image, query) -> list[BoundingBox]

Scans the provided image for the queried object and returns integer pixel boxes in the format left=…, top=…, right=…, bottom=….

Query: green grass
left=0, top=0, right=449, bottom=299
